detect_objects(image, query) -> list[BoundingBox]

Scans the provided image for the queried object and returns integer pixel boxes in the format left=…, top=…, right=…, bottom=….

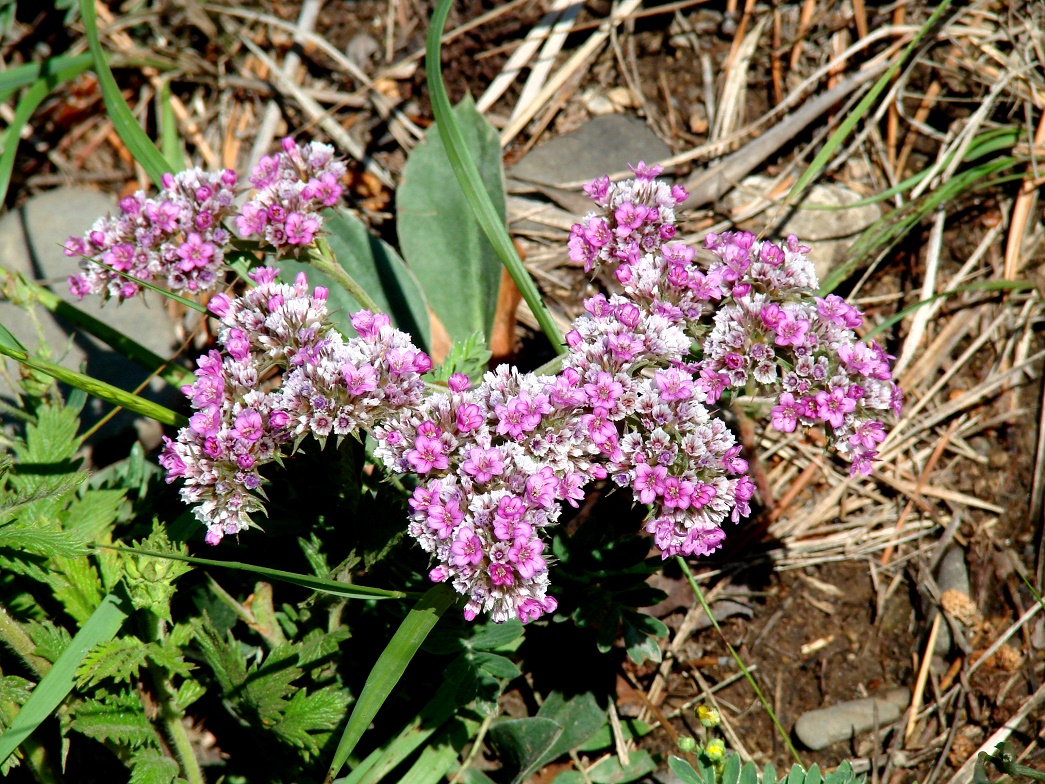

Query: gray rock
left=720, top=175, right=882, bottom=282
left=507, top=114, right=672, bottom=227
left=0, top=188, right=178, bottom=440
left=933, top=546, right=971, bottom=656
left=794, top=687, right=910, bottom=750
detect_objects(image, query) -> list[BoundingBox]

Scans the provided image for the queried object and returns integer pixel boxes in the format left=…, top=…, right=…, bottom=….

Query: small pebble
left=794, top=687, right=910, bottom=750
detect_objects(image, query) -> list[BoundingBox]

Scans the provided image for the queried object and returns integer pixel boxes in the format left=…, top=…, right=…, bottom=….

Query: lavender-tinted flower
left=162, top=266, right=428, bottom=545
left=66, top=168, right=239, bottom=302
left=235, top=137, right=346, bottom=253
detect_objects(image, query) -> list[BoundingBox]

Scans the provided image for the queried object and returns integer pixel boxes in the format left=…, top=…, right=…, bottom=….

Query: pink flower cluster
left=569, top=163, right=901, bottom=479
left=160, top=266, right=428, bottom=545
left=699, top=232, right=901, bottom=476
left=66, top=168, right=239, bottom=301
left=65, top=138, right=345, bottom=303
left=235, top=138, right=346, bottom=252
left=150, top=158, right=897, bottom=624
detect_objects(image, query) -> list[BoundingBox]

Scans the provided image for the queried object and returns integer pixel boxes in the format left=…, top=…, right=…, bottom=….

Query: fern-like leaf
left=70, top=690, right=159, bottom=748
left=129, top=748, right=182, bottom=784
left=25, top=619, right=71, bottom=664
left=270, top=686, right=350, bottom=755
left=76, top=636, right=151, bottom=688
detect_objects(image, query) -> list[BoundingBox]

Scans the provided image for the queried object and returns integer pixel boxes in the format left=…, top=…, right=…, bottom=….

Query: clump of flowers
left=72, top=151, right=899, bottom=623
left=64, top=137, right=344, bottom=303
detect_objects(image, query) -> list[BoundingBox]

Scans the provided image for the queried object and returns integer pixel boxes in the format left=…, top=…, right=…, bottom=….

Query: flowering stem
left=425, top=0, right=565, bottom=355
left=674, top=556, right=802, bottom=766
left=144, top=612, right=206, bottom=784
left=307, top=237, right=382, bottom=315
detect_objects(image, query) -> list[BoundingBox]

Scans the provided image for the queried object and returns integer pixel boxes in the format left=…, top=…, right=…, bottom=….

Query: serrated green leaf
left=722, top=753, right=742, bottom=784
left=70, top=690, right=158, bottom=748
left=429, top=331, right=492, bottom=384
left=75, top=636, right=150, bottom=687
left=668, top=756, right=706, bottom=784
left=398, top=97, right=505, bottom=344
left=271, top=686, right=350, bottom=755
left=173, top=679, right=206, bottom=713
left=48, top=554, right=104, bottom=623
left=0, top=591, right=130, bottom=765
left=0, top=677, right=34, bottom=728
left=281, top=210, right=431, bottom=350
left=296, top=627, right=351, bottom=667
left=146, top=638, right=194, bottom=680
left=60, top=488, right=125, bottom=540
left=25, top=620, right=71, bottom=664
left=129, top=747, right=181, bottom=784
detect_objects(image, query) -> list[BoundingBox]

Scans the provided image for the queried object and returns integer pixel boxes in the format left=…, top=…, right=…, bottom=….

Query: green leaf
left=424, top=0, right=564, bottom=351
left=489, top=691, right=605, bottom=784
left=473, top=651, right=521, bottom=680
left=669, top=756, right=706, bottom=784
left=272, top=686, right=350, bottom=756
left=398, top=96, right=505, bottom=344
left=787, top=764, right=807, bottom=784
left=60, top=488, right=125, bottom=540
left=763, top=763, right=778, bottom=784
left=586, top=749, right=657, bottom=784
left=397, top=716, right=477, bottom=784
left=722, top=753, right=742, bottom=784
left=129, top=747, right=181, bottom=784
left=0, top=52, right=93, bottom=103
left=79, top=0, right=171, bottom=186
left=803, top=764, right=822, bottom=784
left=24, top=620, right=71, bottom=664
left=75, top=636, right=151, bottom=687
left=281, top=210, right=431, bottom=350
left=326, top=583, right=457, bottom=781
left=69, top=689, right=158, bottom=748
left=575, top=718, right=650, bottom=753
left=738, top=760, right=759, bottom=784
left=429, top=331, right=492, bottom=385
left=0, top=591, right=132, bottom=764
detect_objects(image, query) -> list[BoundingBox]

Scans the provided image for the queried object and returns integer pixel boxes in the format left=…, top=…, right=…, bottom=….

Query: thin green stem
left=308, top=238, right=382, bottom=315
left=675, top=557, right=802, bottom=766
left=0, top=604, right=51, bottom=678
left=425, top=0, right=565, bottom=354
left=144, top=612, right=206, bottom=784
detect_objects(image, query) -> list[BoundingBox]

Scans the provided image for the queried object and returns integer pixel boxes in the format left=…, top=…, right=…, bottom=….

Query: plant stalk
left=675, top=557, right=802, bottom=765
left=145, top=612, right=206, bottom=784
left=0, top=604, right=50, bottom=678
left=309, top=238, right=382, bottom=315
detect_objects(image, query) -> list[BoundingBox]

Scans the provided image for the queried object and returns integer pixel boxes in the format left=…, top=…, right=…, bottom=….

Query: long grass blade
left=80, top=0, right=171, bottom=187
left=98, top=546, right=413, bottom=601
left=425, top=0, right=564, bottom=354
left=4, top=269, right=193, bottom=388
left=0, top=53, right=93, bottom=103
left=0, top=57, right=92, bottom=204
left=325, top=583, right=458, bottom=783
left=0, top=326, right=187, bottom=427
left=785, top=0, right=955, bottom=207
left=0, top=592, right=132, bottom=765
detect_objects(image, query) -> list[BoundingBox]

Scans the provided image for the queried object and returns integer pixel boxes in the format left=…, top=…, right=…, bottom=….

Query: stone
left=509, top=113, right=671, bottom=188
left=794, top=687, right=910, bottom=751
left=0, top=188, right=178, bottom=441
left=720, top=175, right=883, bottom=282
left=933, top=545, right=971, bottom=656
